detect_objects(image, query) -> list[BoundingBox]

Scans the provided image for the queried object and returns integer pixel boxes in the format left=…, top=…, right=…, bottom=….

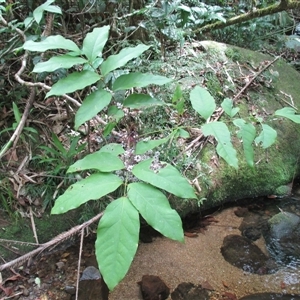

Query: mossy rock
left=151, top=41, right=300, bottom=216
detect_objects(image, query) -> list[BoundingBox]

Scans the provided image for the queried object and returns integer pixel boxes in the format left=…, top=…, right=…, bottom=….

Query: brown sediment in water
left=109, top=207, right=300, bottom=300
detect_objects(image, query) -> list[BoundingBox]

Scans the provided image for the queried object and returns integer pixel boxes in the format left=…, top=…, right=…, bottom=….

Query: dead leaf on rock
left=184, top=232, right=198, bottom=238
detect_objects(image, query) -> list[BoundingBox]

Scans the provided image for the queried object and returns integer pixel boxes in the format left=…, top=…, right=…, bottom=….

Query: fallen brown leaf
left=184, top=232, right=198, bottom=238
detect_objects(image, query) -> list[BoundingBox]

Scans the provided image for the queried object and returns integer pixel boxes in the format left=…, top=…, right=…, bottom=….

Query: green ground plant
left=2, top=0, right=300, bottom=293
left=25, top=21, right=300, bottom=288
left=23, top=23, right=197, bottom=290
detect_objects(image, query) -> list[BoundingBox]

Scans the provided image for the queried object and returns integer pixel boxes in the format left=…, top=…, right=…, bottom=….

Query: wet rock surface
left=220, top=234, right=274, bottom=274
left=238, top=210, right=268, bottom=241
left=77, top=266, right=109, bottom=300
left=264, top=211, right=300, bottom=263
left=138, top=275, right=170, bottom=300
left=171, top=282, right=210, bottom=300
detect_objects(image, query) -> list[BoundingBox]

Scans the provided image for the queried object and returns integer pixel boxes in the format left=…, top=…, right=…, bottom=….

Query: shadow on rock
left=221, top=234, right=276, bottom=274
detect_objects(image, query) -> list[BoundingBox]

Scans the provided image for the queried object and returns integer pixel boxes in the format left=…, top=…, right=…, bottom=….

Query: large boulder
left=151, top=41, right=300, bottom=216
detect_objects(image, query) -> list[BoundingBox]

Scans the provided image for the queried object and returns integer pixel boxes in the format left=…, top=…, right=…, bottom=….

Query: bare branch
left=193, top=0, right=300, bottom=35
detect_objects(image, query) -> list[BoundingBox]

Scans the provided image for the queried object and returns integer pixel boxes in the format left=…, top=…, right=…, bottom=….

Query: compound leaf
left=67, top=152, right=124, bottom=173
left=275, top=107, right=300, bottom=124
left=190, top=86, right=216, bottom=120
left=33, top=55, right=87, bottom=73
left=221, top=98, right=239, bottom=117
left=46, top=70, right=100, bottom=97
left=233, top=119, right=256, bottom=167
left=81, top=26, right=110, bottom=62
left=51, top=173, right=122, bottom=214
left=96, top=197, right=139, bottom=290
left=75, top=89, right=112, bottom=130
left=135, top=137, right=168, bottom=155
left=132, top=159, right=197, bottom=199
left=123, top=94, right=164, bottom=109
left=112, top=73, right=172, bottom=91
left=255, top=124, right=277, bottom=149
left=24, top=35, right=80, bottom=53
left=99, top=143, right=125, bottom=156
left=101, top=44, right=150, bottom=76
left=128, top=182, right=184, bottom=242
left=202, top=122, right=238, bottom=169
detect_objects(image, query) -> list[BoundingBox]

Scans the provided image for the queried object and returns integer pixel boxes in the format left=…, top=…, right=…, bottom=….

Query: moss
left=225, top=47, right=242, bottom=61
left=0, top=209, right=82, bottom=261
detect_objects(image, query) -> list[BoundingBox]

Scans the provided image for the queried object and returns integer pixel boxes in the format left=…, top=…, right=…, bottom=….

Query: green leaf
left=75, top=89, right=112, bottom=130
left=202, top=122, right=238, bottom=169
left=24, top=35, right=81, bottom=53
left=255, top=124, right=277, bottom=149
left=175, top=128, right=190, bottom=138
left=108, top=105, right=124, bottom=121
left=275, top=107, right=300, bottom=123
left=51, top=133, right=67, bottom=156
left=123, top=94, right=164, bottom=109
left=100, top=44, right=150, bottom=76
left=103, top=122, right=117, bottom=137
left=233, top=119, right=256, bottom=167
left=176, top=99, right=185, bottom=115
left=112, top=73, right=172, bottom=91
left=132, top=159, right=197, bottom=199
left=46, top=70, right=101, bottom=97
left=44, top=4, right=62, bottom=14
left=12, top=102, right=21, bottom=124
left=33, top=0, right=61, bottom=24
left=51, top=173, right=123, bottom=214
left=33, top=55, right=87, bottom=73
left=67, top=152, right=124, bottom=173
left=172, top=84, right=182, bottom=103
left=221, top=98, right=239, bottom=117
left=96, top=197, right=139, bottom=290
left=135, top=137, right=168, bottom=155
left=190, top=86, right=216, bottom=120
left=82, top=26, right=110, bottom=62
left=128, top=182, right=184, bottom=242
left=99, top=143, right=125, bottom=156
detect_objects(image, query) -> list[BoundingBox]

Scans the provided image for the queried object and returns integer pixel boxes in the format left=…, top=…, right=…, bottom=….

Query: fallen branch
left=0, top=212, right=103, bottom=271
left=192, top=0, right=300, bottom=35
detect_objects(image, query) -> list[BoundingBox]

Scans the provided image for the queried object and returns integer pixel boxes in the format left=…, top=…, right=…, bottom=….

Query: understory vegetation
left=1, top=0, right=300, bottom=292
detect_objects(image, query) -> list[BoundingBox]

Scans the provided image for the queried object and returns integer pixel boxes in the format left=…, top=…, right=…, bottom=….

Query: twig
left=75, top=228, right=85, bottom=300
left=0, top=88, right=36, bottom=160
left=0, top=239, right=39, bottom=246
left=29, top=207, right=39, bottom=245
left=232, top=55, right=281, bottom=103
left=0, top=212, right=103, bottom=271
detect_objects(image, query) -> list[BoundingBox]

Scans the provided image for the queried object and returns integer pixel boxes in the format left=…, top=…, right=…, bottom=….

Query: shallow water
left=109, top=202, right=300, bottom=299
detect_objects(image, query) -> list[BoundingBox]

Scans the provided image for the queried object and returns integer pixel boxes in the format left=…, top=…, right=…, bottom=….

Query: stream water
left=109, top=196, right=300, bottom=299
left=1, top=196, right=300, bottom=299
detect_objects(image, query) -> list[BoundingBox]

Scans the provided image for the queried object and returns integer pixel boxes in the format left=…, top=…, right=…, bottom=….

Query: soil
left=1, top=205, right=300, bottom=300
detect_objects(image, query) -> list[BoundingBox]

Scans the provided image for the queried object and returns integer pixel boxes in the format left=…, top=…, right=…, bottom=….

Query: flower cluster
left=150, top=151, right=166, bottom=173
left=115, top=148, right=165, bottom=182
